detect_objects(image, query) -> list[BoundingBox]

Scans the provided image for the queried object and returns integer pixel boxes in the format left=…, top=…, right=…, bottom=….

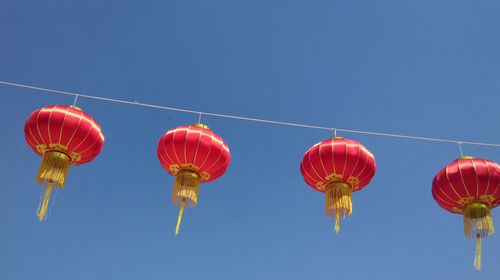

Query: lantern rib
left=2, top=80, right=500, bottom=148
left=492, top=177, right=500, bottom=200
left=191, top=128, right=203, bottom=167
left=317, top=145, right=329, bottom=179
left=457, top=161, right=472, bottom=199
left=34, top=109, right=45, bottom=148
left=171, top=129, right=182, bottom=165
left=26, top=113, right=41, bottom=147
left=66, top=113, right=89, bottom=155
left=64, top=110, right=84, bottom=152
left=197, top=134, right=215, bottom=171
left=165, top=133, right=180, bottom=167
left=46, top=107, right=54, bottom=144
left=331, top=140, right=337, bottom=175
left=345, top=144, right=361, bottom=185
left=160, top=134, right=175, bottom=167
left=307, top=146, right=325, bottom=183
left=482, top=160, right=492, bottom=198
left=342, top=139, right=349, bottom=180
left=57, top=106, right=70, bottom=145
left=471, top=160, right=480, bottom=198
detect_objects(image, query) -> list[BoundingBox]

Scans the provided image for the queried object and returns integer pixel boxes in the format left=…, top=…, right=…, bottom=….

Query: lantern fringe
left=325, top=182, right=352, bottom=233
left=37, top=182, right=53, bottom=221
left=172, top=170, right=200, bottom=235
left=36, top=151, right=70, bottom=187
left=175, top=200, right=186, bottom=236
left=36, top=151, right=70, bottom=221
left=463, top=203, right=494, bottom=238
left=463, top=202, right=494, bottom=271
left=474, top=236, right=481, bottom=270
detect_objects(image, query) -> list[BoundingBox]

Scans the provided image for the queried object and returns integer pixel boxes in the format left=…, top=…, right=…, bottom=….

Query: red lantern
left=157, top=123, right=230, bottom=235
left=300, top=137, right=376, bottom=232
left=24, top=105, right=104, bottom=221
left=432, top=156, right=500, bottom=270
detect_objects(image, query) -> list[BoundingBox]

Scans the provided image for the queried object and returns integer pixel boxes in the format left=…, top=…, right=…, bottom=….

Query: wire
left=1, top=80, right=499, bottom=148
left=73, top=94, right=79, bottom=106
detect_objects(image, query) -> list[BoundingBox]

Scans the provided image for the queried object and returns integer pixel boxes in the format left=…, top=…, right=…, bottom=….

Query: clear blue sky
left=1, top=1, right=499, bottom=279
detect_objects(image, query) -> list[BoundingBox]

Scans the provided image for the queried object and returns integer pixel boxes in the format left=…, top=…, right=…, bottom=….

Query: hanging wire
left=1, top=80, right=500, bottom=148
left=331, top=128, right=338, bottom=138
left=198, top=112, right=202, bottom=123
left=458, top=142, right=464, bottom=157
left=73, top=94, right=79, bottom=106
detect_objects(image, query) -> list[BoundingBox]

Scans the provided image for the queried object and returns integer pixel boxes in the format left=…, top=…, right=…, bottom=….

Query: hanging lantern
left=24, top=105, right=104, bottom=221
left=432, top=156, right=500, bottom=270
left=157, top=123, right=230, bottom=235
left=300, top=137, right=376, bottom=233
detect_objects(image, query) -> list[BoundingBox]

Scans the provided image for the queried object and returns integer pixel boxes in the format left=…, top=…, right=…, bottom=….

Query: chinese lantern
left=24, top=105, right=104, bottom=221
left=300, top=137, right=376, bottom=232
left=432, top=156, right=500, bottom=270
left=157, top=123, right=230, bottom=235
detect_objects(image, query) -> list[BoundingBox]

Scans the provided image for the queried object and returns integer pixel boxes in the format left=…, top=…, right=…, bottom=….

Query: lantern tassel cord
left=474, top=235, right=481, bottom=270
left=175, top=199, right=186, bottom=236
left=335, top=212, right=340, bottom=233
left=37, top=182, right=53, bottom=221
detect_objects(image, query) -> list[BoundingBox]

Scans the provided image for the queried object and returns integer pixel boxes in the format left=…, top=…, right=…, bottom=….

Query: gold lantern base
left=36, top=151, right=71, bottom=221
left=463, top=202, right=495, bottom=270
left=325, top=182, right=352, bottom=233
left=172, top=169, right=201, bottom=235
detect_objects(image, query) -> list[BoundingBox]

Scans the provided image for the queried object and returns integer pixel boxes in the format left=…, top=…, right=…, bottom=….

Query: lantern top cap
left=333, top=136, right=344, bottom=140
left=192, top=123, right=210, bottom=130
left=69, top=105, right=82, bottom=111
left=457, top=156, right=474, bottom=160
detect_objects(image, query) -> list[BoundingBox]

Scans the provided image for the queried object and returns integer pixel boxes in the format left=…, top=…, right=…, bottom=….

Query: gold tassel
left=463, top=202, right=494, bottom=270
left=325, top=182, right=352, bottom=233
left=35, top=151, right=71, bottom=221
left=463, top=203, right=494, bottom=237
left=474, top=235, right=481, bottom=270
left=172, top=170, right=200, bottom=235
left=175, top=200, right=186, bottom=236
left=37, top=151, right=71, bottom=187
left=37, top=182, right=53, bottom=221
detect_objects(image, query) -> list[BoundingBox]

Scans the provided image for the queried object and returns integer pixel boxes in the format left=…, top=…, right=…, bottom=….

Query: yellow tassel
left=37, top=182, right=53, bottom=221
left=35, top=151, right=70, bottom=221
left=175, top=200, right=186, bottom=236
left=37, top=151, right=71, bottom=188
left=335, top=211, right=340, bottom=233
left=172, top=170, right=200, bottom=207
left=171, top=170, right=200, bottom=235
left=325, top=182, right=352, bottom=233
left=474, top=235, right=481, bottom=270
left=463, top=203, right=494, bottom=237
left=463, top=202, right=494, bottom=270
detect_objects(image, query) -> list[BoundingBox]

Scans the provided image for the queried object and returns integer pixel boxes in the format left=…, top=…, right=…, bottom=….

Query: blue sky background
left=1, top=1, right=500, bottom=279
